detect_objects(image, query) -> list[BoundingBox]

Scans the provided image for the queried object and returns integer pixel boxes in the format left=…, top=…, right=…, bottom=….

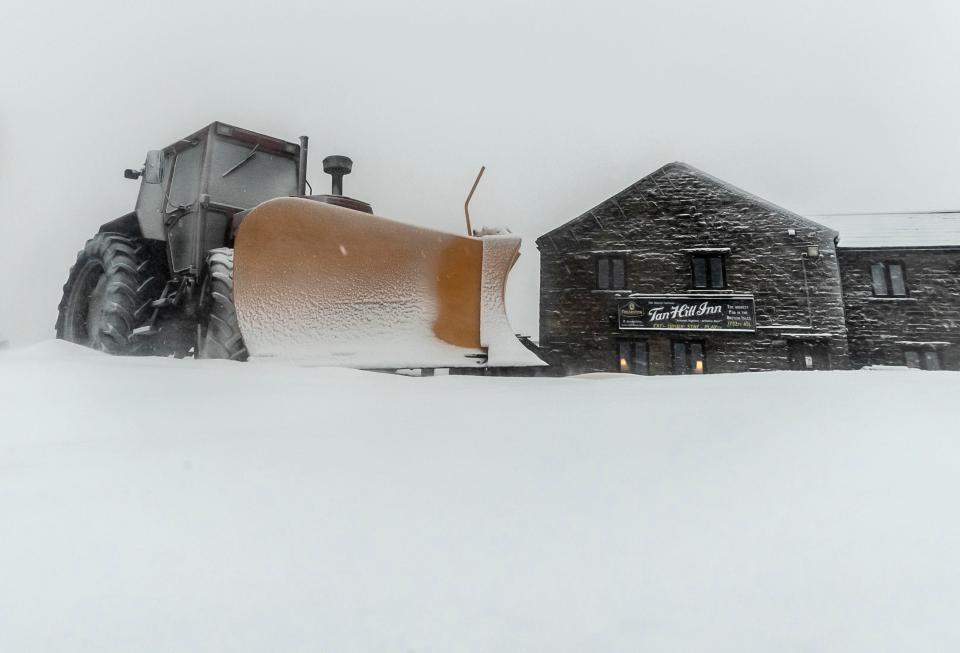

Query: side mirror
left=143, top=150, right=163, bottom=184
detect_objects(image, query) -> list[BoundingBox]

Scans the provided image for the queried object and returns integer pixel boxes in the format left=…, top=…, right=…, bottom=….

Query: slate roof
left=808, top=212, right=960, bottom=249
left=537, top=162, right=836, bottom=244
left=536, top=161, right=960, bottom=250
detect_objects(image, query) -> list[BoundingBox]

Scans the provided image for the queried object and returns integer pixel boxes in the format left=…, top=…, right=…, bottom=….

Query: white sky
left=3, top=0, right=960, bottom=345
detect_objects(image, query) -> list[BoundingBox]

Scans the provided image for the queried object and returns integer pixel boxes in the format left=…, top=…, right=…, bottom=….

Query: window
left=672, top=341, right=704, bottom=374
left=870, top=262, right=907, bottom=297
left=597, top=256, right=626, bottom=290
left=617, top=340, right=649, bottom=374
left=691, top=254, right=725, bottom=289
left=904, top=349, right=941, bottom=370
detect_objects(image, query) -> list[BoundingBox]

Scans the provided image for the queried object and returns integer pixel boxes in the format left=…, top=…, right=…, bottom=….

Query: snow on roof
left=539, top=162, right=833, bottom=244
left=808, top=212, right=960, bottom=248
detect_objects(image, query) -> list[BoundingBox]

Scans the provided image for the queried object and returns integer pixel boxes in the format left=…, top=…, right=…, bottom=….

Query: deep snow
left=2, top=341, right=959, bottom=651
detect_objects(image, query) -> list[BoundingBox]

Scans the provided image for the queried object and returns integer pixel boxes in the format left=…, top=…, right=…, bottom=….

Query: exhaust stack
left=297, top=136, right=309, bottom=195
left=323, top=155, right=353, bottom=196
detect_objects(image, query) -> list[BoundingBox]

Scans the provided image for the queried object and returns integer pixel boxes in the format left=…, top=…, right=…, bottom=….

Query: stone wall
left=536, top=162, right=850, bottom=375
left=837, top=247, right=960, bottom=369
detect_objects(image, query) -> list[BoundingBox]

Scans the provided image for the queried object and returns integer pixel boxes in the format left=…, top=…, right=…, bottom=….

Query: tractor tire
left=197, top=248, right=248, bottom=361
left=56, top=232, right=159, bottom=354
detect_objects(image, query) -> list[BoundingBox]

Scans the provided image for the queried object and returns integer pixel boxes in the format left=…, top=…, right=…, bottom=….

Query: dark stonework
left=837, top=247, right=960, bottom=370
left=536, top=162, right=850, bottom=375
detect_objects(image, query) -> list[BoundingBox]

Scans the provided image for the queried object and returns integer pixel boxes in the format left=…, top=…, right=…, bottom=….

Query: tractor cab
left=130, top=122, right=303, bottom=274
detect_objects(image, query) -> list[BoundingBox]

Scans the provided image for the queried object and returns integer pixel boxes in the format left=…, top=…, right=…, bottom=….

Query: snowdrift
left=2, top=341, right=959, bottom=651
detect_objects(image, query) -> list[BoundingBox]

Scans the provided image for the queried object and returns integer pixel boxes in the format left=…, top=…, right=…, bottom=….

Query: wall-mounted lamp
left=805, top=245, right=820, bottom=259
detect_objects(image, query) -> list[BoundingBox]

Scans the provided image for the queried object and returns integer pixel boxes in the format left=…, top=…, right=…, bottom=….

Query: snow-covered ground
left=2, top=341, right=959, bottom=652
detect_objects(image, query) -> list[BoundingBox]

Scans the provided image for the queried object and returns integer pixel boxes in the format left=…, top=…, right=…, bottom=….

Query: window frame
left=616, top=339, right=649, bottom=375
left=671, top=340, right=706, bottom=375
left=596, top=255, right=628, bottom=290
left=904, top=348, right=941, bottom=370
left=690, top=254, right=727, bottom=290
left=870, top=260, right=909, bottom=297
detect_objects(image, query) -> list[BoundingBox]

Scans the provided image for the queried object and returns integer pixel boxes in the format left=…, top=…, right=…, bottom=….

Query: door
left=788, top=340, right=830, bottom=370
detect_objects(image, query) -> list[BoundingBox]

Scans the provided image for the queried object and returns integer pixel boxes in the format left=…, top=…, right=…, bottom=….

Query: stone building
left=814, top=212, right=960, bottom=371
left=536, top=162, right=850, bottom=375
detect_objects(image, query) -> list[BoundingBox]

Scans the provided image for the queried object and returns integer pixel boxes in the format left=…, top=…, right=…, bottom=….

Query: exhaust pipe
left=297, top=136, right=309, bottom=195
left=323, top=155, right=353, bottom=196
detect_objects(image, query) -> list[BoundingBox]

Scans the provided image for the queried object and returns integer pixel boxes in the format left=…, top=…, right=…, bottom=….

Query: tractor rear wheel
left=56, top=232, right=159, bottom=354
left=196, top=248, right=248, bottom=361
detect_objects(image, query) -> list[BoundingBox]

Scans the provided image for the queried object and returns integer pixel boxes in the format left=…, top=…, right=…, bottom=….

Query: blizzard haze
left=3, top=0, right=960, bottom=344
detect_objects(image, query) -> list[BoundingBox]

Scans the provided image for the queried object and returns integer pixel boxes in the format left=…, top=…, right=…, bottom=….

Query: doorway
left=788, top=340, right=830, bottom=370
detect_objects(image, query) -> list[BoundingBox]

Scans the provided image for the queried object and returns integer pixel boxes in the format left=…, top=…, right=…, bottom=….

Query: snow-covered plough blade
left=232, top=197, right=545, bottom=369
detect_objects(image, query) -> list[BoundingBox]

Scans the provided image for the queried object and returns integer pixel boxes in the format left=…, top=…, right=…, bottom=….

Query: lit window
left=691, top=254, right=725, bottom=289
left=672, top=341, right=704, bottom=374
left=871, top=262, right=908, bottom=297
left=617, top=340, right=648, bottom=375
left=690, top=343, right=704, bottom=373
left=597, top=256, right=627, bottom=290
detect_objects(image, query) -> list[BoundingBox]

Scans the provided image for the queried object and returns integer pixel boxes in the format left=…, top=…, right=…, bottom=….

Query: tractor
left=56, top=122, right=543, bottom=369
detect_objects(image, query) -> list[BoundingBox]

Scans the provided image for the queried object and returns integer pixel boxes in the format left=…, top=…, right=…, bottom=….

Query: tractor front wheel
left=56, top=232, right=159, bottom=354
left=196, top=248, right=248, bottom=361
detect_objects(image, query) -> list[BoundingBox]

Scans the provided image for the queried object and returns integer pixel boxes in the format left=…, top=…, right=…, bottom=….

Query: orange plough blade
left=232, top=198, right=545, bottom=368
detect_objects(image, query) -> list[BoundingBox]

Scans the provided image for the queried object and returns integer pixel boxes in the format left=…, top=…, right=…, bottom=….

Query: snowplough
left=56, top=122, right=543, bottom=369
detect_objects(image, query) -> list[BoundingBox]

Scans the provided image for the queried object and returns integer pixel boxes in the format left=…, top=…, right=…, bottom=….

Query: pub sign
left=618, top=294, right=756, bottom=332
